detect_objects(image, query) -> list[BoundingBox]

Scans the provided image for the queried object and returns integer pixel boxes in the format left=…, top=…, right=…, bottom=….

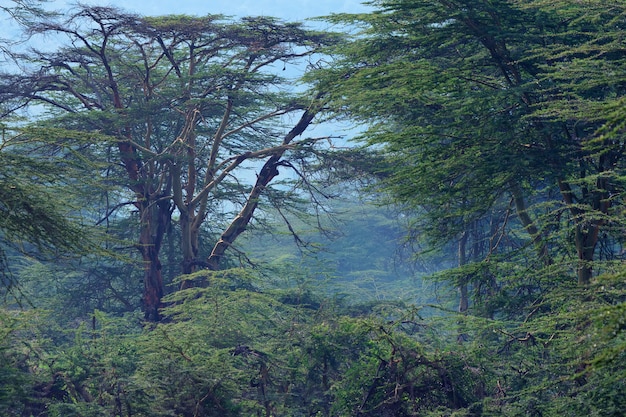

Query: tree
left=522, top=0, right=626, bottom=284
left=0, top=5, right=339, bottom=320
left=311, top=0, right=626, bottom=295
left=306, top=2, right=626, bottom=413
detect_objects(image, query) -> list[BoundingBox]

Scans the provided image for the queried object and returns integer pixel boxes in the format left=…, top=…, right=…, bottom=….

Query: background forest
left=1, top=0, right=626, bottom=416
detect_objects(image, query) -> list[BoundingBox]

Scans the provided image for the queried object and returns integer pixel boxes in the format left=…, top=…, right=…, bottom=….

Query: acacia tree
left=1, top=6, right=337, bottom=320
left=525, top=0, right=626, bottom=284
left=305, top=3, right=626, bottom=412
left=311, top=0, right=626, bottom=295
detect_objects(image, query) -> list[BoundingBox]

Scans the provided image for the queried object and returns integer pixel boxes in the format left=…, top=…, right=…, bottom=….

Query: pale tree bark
left=204, top=98, right=321, bottom=273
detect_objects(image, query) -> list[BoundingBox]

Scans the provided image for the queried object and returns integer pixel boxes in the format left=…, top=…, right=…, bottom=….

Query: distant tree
left=0, top=6, right=339, bottom=320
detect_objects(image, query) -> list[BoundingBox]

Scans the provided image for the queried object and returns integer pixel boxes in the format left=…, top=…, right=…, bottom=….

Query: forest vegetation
left=1, top=0, right=626, bottom=416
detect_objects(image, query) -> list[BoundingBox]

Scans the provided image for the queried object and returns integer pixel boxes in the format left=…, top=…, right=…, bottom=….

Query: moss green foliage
left=310, top=0, right=626, bottom=280
left=306, top=0, right=626, bottom=414
left=0, top=268, right=486, bottom=416
left=4, top=266, right=623, bottom=416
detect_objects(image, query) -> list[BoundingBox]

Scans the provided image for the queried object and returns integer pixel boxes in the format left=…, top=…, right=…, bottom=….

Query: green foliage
left=2, top=2, right=626, bottom=417
left=2, top=261, right=626, bottom=416
left=0, top=267, right=486, bottom=417
left=0, top=129, right=104, bottom=303
left=130, top=273, right=488, bottom=417
left=0, top=307, right=143, bottom=417
left=306, top=1, right=626, bottom=415
left=308, top=0, right=626, bottom=313
left=0, top=149, right=86, bottom=249
left=488, top=276, right=626, bottom=416
left=0, top=309, right=34, bottom=416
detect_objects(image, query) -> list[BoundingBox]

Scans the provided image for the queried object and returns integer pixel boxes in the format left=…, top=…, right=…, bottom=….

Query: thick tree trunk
left=558, top=179, right=606, bottom=286
left=574, top=223, right=599, bottom=286
left=141, top=238, right=164, bottom=322
left=138, top=198, right=171, bottom=321
left=115, top=79, right=171, bottom=320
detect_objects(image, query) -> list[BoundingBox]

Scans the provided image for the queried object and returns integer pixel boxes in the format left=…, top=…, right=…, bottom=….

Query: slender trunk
left=575, top=223, right=598, bottom=285
left=510, top=182, right=551, bottom=265
left=457, top=229, right=470, bottom=343
left=205, top=155, right=281, bottom=271
left=166, top=218, right=177, bottom=283
left=458, top=231, right=469, bottom=313
left=200, top=98, right=321, bottom=277
left=180, top=211, right=201, bottom=275
left=558, top=179, right=606, bottom=286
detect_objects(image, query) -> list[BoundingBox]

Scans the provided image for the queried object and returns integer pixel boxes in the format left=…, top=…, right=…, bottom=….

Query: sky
left=2, top=0, right=372, bottom=42
left=57, top=0, right=372, bottom=22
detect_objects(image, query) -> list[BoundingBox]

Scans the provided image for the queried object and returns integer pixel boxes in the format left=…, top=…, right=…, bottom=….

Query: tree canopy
left=1, top=5, right=340, bottom=320
left=311, top=0, right=626, bottom=286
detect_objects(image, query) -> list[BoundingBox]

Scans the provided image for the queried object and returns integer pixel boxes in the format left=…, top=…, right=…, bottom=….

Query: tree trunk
left=205, top=156, right=281, bottom=271
left=510, top=182, right=551, bottom=265
left=458, top=231, right=469, bottom=313
left=179, top=211, right=197, bottom=275
left=141, top=238, right=164, bottom=322
left=190, top=98, right=321, bottom=283
left=138, top=198, right=171, bottom=321
left=574, top=222, right=599, bottom=286
left=558, top=178, right=606, bottom=286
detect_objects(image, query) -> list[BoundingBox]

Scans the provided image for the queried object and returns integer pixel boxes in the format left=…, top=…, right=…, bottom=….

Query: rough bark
left=139, top=198, right=171, bottom=321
